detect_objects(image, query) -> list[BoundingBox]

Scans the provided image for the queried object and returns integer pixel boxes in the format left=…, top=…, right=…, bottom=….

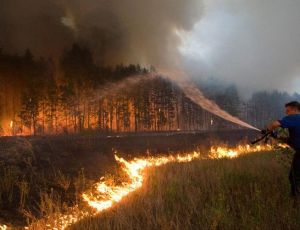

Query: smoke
left=0, top=0, right=202, bottom=66
left=4, top=0, right=295, bottom=129
left=1, top=0, right=299, bottom=95
left=179, top=0, right=300, bottom=96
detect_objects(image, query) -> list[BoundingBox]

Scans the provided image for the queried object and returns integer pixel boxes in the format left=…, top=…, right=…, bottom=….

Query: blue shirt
left=279, top=114, right=300, bottom=150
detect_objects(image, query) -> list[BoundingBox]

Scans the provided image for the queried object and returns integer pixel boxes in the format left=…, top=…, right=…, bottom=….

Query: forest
left=0, top=44, right=299, bottom=136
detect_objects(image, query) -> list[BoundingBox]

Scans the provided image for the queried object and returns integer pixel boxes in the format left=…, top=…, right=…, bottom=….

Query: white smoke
left=179, top=0, right=300, bottom=96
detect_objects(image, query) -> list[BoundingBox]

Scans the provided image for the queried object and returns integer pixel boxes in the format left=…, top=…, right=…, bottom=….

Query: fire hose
left=251, top=130, right=278, bottom=145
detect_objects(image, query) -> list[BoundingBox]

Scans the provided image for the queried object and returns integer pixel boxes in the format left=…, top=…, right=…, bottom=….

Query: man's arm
left=267, top=120, right=281, bottom=131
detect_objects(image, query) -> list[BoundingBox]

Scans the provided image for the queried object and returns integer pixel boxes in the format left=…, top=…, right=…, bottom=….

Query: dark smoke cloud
left=0, top=0, right=202, bottom=66
left=0, top=1, right=73, bottom=58
left=180, top=0, right=300, bottom=96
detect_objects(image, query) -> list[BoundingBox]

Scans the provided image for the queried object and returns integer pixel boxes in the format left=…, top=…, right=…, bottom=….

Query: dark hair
left=285, top=101, right=300, bottom=111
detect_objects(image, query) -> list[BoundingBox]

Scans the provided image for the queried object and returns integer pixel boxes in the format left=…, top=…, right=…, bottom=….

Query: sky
left=178, top=0, right=300, bottom=97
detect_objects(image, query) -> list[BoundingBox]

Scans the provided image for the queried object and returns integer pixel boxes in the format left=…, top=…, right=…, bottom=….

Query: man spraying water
left=262, top=101, right=300, bottom=203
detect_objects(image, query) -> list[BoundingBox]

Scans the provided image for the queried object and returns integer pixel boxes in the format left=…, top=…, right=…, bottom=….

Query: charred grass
left=70, top=150, right=300, bottom=230
left=0, top=137, right=117, bottom=228
left=0, top=132, right=229, bottom=228
left=1, top=135, right=299, bottom=229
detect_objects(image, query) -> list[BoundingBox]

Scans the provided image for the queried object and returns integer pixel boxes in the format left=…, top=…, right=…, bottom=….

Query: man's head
left=285, top=101, right=300, bottom=115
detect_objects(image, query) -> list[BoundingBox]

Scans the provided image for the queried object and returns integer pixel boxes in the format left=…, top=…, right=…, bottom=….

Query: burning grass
left=69, top=148, right=300, bottom=230
left=0, top=141, right=297, bottom=229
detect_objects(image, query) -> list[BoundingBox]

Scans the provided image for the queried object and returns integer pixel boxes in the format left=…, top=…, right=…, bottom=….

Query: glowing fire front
left=83, top=152, right=200, bottom=212
left=3, top=144, right=275, bottom=230
left=209, top=144, right=273, bottom=159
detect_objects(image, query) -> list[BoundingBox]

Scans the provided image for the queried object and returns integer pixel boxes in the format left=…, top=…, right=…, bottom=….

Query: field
left=0, top=131, right=299, bottom=229
left=69, top=150, right=300, bottom=230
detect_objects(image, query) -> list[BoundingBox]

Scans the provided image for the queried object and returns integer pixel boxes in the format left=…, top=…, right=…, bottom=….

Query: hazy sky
left=179, top=0, right=300, bottom=96
left=0, top=0, right=299, bottom=96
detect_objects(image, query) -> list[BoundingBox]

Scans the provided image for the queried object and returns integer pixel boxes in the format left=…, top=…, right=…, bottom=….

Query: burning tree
left=1, top=44, right=299, bottom=136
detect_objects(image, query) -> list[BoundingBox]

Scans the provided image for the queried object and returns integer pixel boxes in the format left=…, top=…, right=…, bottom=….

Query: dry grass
left=69, top=151, right=300, bottom=230
left=1, top=145, right=299, bottom=230
left=0, top=154, right=92, bottom=228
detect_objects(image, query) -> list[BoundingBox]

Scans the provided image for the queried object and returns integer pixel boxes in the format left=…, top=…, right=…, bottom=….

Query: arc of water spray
left=157, top=69, right=260, bottom=131
left=90, top=69, right=259, bottom=131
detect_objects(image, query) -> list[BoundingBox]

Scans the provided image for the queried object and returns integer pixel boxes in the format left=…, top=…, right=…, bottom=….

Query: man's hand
left=267, top=120, right=281, bottom=132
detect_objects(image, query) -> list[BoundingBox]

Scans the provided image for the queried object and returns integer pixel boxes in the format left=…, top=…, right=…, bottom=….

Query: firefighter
left=263, top=101, right=300, bottom=204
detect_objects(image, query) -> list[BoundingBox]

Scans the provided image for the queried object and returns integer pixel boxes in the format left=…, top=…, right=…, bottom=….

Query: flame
left=22, top=144, right=277, bottom=229
left=209, top=144, right=272, bottom=159
left=0, top=225, right=7, bottom=230
left=83, top=152, right=200, bottom=212
left=277, top=143, right=290, bottom=148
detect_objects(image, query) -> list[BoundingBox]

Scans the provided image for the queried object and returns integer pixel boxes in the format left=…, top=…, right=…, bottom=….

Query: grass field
left=0, top=132, right=254, bottom=229
left=69, top=150, right=300, bottom=230
left=1, top=142, right=300, bottom=230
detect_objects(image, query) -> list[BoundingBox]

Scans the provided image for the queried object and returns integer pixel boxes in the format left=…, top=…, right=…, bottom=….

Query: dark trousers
left=289, top=150, right=300, bottom=196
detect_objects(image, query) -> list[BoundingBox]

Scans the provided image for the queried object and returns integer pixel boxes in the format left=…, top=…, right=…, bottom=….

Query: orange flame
left=83, top=152, right=200, bottom=212
left=277, top=143, right=290, bottom=148
left=19, top=144, right=278, bottom=229
left=209, top=144, right=272, bottom=159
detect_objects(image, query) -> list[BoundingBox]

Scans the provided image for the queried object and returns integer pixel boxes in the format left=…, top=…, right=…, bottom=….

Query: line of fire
left=1, top=0, right=300, bottom=229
